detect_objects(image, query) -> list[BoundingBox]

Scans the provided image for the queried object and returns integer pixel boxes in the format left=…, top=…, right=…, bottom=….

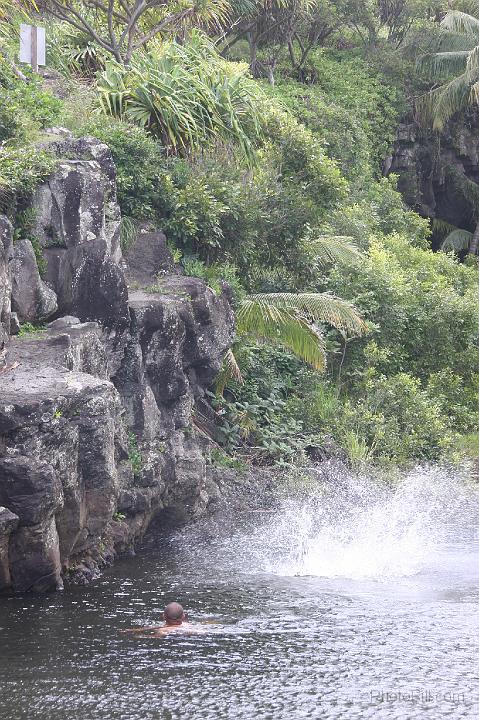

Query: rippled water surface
left=1, top=466, right=479, bottom=720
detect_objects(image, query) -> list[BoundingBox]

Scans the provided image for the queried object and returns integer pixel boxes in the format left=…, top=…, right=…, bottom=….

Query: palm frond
left=417, top=71, right=473, bottom=129
left=241, top=293, right=367, bottom=335
left=440, top=228, right=473, bottom=252
left=442, top=10, right=479, bottom=40
left=416, top=51, right=470, bottom=79
left=466, top=43, right=479, bottom=73
left=237, top=299, right=328, bottom=371
left=432, top=218, right=458, bottom=239
left=215, top=347, right=244, bottom=395
left=306, top=234, right=363, bottom=266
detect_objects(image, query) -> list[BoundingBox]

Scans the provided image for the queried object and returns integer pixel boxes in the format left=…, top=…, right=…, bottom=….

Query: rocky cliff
left=0, top=132, right=234, bottom=592
left=388, top=109, right=479, bottom=237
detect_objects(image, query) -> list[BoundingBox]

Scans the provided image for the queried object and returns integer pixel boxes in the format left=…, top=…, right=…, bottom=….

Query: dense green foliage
left=0, top=68, right=60, bottom=214
left=97, top=33, right=265, bottom=160
left=2, top=1, right=479, bottom=466
left=261, top=50, right=403, bottom=180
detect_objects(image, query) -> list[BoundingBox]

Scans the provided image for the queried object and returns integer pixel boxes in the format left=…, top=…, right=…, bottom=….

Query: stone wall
left=0, top=133, right=234, bottom=592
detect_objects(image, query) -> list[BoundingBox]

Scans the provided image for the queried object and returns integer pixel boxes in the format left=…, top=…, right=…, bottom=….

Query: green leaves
left=97, top=33, right=266, bottom=160
left=237, top=292, right=366, bottom=371
left=417, top=9, right=479, bottom=129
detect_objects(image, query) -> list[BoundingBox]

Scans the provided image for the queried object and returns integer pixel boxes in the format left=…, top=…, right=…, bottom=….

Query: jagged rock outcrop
left=125, top=229, right=176, bottom=284
left=32, top=132, right=129, bottom=336
left=11, top=239, right=58, bottom=323
left=0, top=137, right=235, bottom=593
left=389, top=111, right=479, bottom=234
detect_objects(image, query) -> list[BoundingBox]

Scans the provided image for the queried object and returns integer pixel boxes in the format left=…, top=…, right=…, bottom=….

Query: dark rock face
left=389, top=112, right=479, bottom=232
left=32, top=134, right=128, bottom=333
left=0, top=138, right=235, bottom=592
left=0, top=507, right=18, bottom=590
left=11, top=239, right=58, bottom=323
left=124, top=230, right=176, bottom=285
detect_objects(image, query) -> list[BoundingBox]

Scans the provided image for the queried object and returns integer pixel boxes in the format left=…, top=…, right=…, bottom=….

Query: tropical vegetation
left=2, top=0, right=479, bottom=466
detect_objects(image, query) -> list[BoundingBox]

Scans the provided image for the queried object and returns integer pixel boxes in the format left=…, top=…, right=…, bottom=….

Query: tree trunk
left=469, top=217, right=479, bottom=256
left=247, top=31, right=258, bottom=76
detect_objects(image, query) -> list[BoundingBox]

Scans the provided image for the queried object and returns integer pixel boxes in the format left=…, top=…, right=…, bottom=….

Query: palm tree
left=216, top=235, right=367, bottom=393
left=440, top=226, right=479, bottom=256
left=417, top=10, right=479, bottom=131
left=417, top=9, right=479, bottom=255
left=237, top=291, right=366, bottom=370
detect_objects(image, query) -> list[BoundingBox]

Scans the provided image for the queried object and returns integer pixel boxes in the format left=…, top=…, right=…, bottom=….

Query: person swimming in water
left=122, top=602, right=201, bottom=637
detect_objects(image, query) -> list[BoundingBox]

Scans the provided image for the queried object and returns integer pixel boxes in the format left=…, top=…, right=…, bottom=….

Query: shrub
left=0, top=77, right=63, bottom=143
left=328, top=232, right=479, bottom=388
left=0, top=147, right=56, bottom=216
left=75, top=117, right=163, bottom=219
left=269, top=49, right=403, bottom=176
left=338, top=373, right=456, bottom=463
left=97, top=32, right=266, bottom=160
left=324, top=176, right=431, bottom=249
left=181, top=256, right=245, bottom=305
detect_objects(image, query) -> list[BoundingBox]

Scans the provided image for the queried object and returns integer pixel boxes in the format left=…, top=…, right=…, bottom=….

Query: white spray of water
left=224, top=464, right=479, bottom=581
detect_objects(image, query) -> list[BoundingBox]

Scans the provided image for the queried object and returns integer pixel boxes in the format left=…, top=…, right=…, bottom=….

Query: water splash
left=189, top=463, right=479, bottom=582
left=252, top=465, right=478, bottom=580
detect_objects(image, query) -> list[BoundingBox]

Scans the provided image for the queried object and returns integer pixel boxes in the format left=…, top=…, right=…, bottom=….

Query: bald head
left=164, top=602, right=186, bottom=625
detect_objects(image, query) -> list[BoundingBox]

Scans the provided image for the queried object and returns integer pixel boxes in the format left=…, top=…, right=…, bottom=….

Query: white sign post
left=19, top=24, right=46, bottom=72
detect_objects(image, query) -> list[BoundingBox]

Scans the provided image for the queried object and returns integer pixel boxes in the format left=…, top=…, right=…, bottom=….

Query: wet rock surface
left=0, top=138, right=235, bottom=593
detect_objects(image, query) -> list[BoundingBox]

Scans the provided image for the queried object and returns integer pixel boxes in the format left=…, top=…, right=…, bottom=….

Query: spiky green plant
left=97, top=32, right=265, bottom=159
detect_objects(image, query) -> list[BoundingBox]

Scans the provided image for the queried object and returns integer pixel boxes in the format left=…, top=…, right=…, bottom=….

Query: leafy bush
left=0, top=73, right=60, bottom=215
left=328, top=232, right=479, bottom=388
left=269, top=49, right=403, bottom=176
left=181, top=256, right=245, bottom=304
left=214, top=345, right=318, bottom=462
left=0, top=147, right=56, bottom=216
left=75, top=117, right=163, bottom=219
left=97, top=32, right=266, bottom=160
left=0, top=77, right=63, bottom=143
left=338, top=373, right=455, bottom=463
left=324, top=176, right=431, bottom=249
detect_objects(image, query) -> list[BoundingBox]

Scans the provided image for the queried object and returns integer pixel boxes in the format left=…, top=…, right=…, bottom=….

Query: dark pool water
left=1, top=466, right=479, bottom=720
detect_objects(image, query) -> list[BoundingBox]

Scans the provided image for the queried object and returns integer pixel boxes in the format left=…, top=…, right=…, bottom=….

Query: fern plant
left=216, top=235, right=366, bottom=392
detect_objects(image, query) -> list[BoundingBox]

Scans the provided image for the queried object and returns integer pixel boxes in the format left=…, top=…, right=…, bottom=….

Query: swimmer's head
left=163, top=602, right=187, bottom=625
